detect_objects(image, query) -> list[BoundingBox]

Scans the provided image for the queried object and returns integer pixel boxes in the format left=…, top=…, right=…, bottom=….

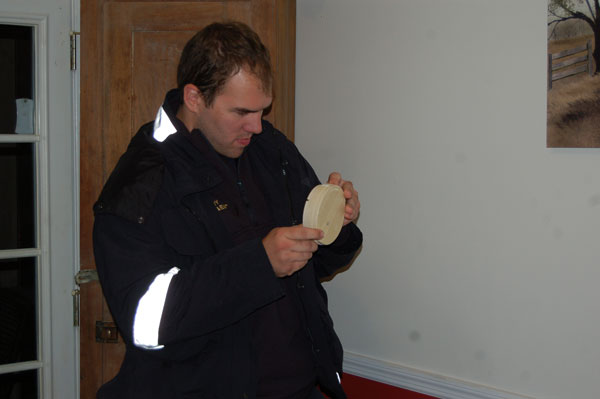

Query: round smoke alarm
left=302, top=184, right=345, bottom=245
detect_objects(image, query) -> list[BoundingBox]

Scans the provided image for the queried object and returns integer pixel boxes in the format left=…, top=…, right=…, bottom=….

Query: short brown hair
left=177, top=22, right=272, bottom=106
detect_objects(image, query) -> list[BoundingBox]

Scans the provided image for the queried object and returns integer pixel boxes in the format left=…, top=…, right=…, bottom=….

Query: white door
left=0, top=0, right=78, bottom=398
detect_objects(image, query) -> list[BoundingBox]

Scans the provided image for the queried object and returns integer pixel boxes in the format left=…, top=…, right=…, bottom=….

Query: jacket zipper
left=235, top=159, right=256, bottom=226
left=279, top=151, right=298, bottom=225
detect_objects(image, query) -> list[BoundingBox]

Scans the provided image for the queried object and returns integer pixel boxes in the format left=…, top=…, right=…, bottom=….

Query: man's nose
left=245, top=114, right=263, bottom=134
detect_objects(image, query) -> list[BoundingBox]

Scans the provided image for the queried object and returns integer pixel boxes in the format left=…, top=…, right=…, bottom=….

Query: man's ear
left=181, top=83, right=206, bottom=113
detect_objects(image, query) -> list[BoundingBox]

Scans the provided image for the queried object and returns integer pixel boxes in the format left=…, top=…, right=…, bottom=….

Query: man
left=93, top=22, right=362, bottom=399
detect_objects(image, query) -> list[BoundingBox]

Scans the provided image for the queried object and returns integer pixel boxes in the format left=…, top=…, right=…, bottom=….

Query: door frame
left=0, top=1, right=79, bottom=397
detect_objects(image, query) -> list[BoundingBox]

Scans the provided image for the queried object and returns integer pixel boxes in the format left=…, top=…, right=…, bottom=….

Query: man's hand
left=262, top=225, right=324, bottom=277
left=327, top=172, right=360, bottom=225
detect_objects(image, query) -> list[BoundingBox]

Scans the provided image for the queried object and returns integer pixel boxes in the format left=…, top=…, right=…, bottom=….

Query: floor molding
left=343, top=352, right=535, bottom=399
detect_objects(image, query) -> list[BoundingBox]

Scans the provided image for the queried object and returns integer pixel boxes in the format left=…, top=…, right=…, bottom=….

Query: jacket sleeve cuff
left=324, top=223, right=363, bottom=254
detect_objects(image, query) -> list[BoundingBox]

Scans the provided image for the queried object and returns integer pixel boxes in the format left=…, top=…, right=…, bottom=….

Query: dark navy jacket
left=93, top=91, right=362, bottom=399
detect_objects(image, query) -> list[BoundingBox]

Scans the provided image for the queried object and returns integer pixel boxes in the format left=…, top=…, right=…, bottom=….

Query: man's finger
left=289, top=240, right=319, bottom=254
left=327, top=172, right=342, bottom=186
left=285, top=225, right=324, bottom=241
left=338, top=179, right=356, bottom=198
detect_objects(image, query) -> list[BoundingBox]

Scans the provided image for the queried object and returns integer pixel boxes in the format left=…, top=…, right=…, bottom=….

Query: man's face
left=194, top=69, right=272, bottom=158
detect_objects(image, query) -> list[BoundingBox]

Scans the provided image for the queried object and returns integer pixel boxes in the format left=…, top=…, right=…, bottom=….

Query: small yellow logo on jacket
left=213, top=200, right=228, bottom=212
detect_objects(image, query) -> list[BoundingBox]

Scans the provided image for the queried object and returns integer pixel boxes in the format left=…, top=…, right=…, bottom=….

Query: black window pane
left=0, top=24, right=34, bottom=134
left=0, top=143, right=35, bottom=250
left=0, top=258, right=37, bottom=366
left=0, top=369, right=38, bottom=399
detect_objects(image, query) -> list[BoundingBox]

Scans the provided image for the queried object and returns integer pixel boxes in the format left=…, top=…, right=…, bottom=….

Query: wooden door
left=79, top=1, right=295, bottom=397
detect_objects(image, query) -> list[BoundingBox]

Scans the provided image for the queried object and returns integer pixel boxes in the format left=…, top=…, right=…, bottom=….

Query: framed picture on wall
left=547, top=0, right=600, bottom=148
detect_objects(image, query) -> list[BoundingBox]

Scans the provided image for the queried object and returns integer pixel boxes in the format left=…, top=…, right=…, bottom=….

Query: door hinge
left=70, top=31, right=80, bottom=70
left=72, top=269, right=99, bottom=326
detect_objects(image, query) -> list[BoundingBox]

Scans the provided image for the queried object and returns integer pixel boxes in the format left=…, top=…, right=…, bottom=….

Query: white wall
left=295, top=1, right=600, bottom=398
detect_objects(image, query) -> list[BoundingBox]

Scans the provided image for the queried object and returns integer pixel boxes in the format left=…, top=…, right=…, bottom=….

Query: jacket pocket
left=167, top=332, right=237, bottom=399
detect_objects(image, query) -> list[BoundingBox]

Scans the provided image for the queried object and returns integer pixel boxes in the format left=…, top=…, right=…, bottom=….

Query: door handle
left=72, top=269, right=99, bottom=326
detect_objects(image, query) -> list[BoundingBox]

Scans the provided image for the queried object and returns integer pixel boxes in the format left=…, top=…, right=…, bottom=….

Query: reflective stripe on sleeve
left=133, top=266, right=180, bottom=349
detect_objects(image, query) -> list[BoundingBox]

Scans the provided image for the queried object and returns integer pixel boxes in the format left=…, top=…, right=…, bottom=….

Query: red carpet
left=341, top=374, right=438, bottom=399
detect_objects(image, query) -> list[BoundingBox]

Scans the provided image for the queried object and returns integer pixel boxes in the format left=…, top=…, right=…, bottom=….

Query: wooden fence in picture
left=548, top=40, right=593, bottom=89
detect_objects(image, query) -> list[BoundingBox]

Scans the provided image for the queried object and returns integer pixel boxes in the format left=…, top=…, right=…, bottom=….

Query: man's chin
left=222, top=149, right=244, bottom=159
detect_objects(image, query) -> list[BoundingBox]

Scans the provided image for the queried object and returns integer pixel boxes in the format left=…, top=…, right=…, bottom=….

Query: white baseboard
left=343, top=352, right=535, bottom=399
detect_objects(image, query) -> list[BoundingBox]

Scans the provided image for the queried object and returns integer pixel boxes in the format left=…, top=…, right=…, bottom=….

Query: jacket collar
left=153, top=88, right=184, bottom=142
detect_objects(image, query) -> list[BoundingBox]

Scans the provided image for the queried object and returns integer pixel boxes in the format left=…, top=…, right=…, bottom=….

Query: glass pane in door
left=0, top=257, right=37, bottom=365
left=0, top=369, right=38, bottom=399
left=0, top=143, right=35, bottom=250
left=0, top=24, right=34, bottom=134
